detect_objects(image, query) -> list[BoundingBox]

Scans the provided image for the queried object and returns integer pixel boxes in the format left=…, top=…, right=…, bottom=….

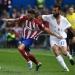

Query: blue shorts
left=19, top=37, right=35, bottom=51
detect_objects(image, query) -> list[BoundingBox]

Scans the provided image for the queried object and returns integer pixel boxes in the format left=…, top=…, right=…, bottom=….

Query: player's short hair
left=53, top=5, right=62, bottom=10
left=69, top=6, right=74, bottom=9
left=28, top=9, right=37, bottom=15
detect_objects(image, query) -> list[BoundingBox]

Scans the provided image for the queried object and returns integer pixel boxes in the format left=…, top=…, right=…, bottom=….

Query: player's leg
left=69, top=39, right=72, bottom=55
left=52, top=45, right=69, bottom=72
left=50, top=39, right=69, bottom=72
left=72, top=37, right=75, bottom=56
left=18, top=38, right=32, bottom=70
left=26, top=51, right=42, bottom=71
left=22, top=38, right=42, bottom=70
left=60, top=39, right=74, bottom=65
left=18, top=44, right=32, bottom=69
left=67, top=29, right=73, bottom=55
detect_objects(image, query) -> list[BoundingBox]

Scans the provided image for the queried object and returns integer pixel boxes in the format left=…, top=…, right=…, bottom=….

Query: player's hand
left=57, top=35, right=63, bottom=39
left=2, top=18, right=8, bottom=21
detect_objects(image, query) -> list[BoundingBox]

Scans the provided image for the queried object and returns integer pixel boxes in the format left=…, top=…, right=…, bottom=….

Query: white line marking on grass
left=0, top=50, right=55, bottom=56
left=33, top=53, right=55, bottom=56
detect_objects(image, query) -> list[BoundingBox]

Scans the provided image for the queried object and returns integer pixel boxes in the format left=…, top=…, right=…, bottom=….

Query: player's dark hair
left=28, top=9, right=37, bottom=15
left=53, top=5, right=62, bottom=10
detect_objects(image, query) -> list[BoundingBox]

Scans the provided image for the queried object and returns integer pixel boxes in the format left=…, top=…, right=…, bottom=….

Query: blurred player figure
left=66, top=6, right=75, bottom=56
left=2, top=9, right=62, bottom=71
left=38, top=5, right=75, bottom=72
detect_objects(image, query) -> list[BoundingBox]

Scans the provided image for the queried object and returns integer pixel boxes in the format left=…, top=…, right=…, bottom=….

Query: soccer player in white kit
left=38, top=5, right=75, bottom=72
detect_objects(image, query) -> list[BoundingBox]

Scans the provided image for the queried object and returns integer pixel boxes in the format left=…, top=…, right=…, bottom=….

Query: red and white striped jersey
left=19, top=16, right=45, bottom=40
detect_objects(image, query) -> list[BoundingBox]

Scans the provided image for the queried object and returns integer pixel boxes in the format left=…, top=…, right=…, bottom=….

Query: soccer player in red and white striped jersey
left=2, top=9, right=62, bottom=71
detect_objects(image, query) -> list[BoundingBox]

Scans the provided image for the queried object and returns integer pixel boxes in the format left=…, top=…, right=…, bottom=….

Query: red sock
left=19, top=49, right=30, bottom=62
left=29, top=54, right=38, bottom=65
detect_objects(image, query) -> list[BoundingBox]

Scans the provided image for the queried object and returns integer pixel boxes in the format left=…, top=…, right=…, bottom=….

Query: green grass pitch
left=0, top=49, right=75, bottom=75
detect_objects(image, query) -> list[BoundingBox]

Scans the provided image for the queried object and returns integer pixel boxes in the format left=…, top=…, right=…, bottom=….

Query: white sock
left=56, top=55, right=68, bottom=69
left=67, top=51, right=72, bottom=59
left=28, top=61, right=32, bottom=63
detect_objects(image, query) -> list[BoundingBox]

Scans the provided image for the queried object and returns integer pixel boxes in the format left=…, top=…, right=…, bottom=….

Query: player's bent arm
left=69, top=26, right=75, bottom=35
left=43, top=27, right=62, bottom=39
left=2, top=18, right=19, bottom=22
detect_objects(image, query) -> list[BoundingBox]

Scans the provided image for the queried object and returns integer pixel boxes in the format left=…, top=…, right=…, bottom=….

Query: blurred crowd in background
left=0, top=0, right=75, bottom=49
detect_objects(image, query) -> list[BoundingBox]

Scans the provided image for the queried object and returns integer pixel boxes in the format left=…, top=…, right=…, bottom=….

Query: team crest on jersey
left=58, top=28, right=60, bottom=31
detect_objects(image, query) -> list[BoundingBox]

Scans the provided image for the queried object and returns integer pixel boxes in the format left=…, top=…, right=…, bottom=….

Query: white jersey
left=42, top=14, right=71, bottom=39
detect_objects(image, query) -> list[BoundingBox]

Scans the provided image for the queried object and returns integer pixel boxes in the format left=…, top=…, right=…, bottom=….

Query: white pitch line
left=0, top=50, right=55, bottom=56
left=33, top=53, right=55, bottom=56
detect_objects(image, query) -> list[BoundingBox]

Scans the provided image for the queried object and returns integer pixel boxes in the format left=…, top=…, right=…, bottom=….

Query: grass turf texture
left=0, top=49, right=75, bottom=75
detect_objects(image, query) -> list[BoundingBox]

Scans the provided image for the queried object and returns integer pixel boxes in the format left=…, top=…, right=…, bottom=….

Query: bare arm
left=69, top=26, right=75, bottom=35
left=2, top=18, right=19, bottom=22
left=43, top=27, right=62, bottom=39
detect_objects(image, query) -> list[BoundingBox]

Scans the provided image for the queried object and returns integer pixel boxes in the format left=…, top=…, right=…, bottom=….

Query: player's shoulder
left=61, top=15, right=67, bottom=21
left=73, top=13, right=75, bottom=16
left=20, top=15, right=28, bottom=19
left=60, top=15, right=69, bottom=24
left=42, top=14, right=52, bottom=18
left=46, top=14, right=53, bottom=18
left=35, top=18, right=42, bottom=25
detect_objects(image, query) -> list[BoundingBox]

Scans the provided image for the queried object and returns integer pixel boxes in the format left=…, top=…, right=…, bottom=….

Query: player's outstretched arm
left=44, top=27, right=62, bottom=39
left=2, top=18, right=19, bottom=22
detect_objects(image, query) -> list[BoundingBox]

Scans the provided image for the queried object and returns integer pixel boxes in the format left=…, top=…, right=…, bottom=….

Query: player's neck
left=55, top=15, right=60, bottom=19
left=31, top=19, right=35, bottom=23
left=70, top=13, right=73, bottom=15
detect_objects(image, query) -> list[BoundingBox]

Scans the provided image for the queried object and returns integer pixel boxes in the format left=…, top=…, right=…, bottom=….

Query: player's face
left=52, top=7, right=60, bottom=18
left=69, top=7, right=74, bottom=14
left=27, top=13, right=35, bottom=21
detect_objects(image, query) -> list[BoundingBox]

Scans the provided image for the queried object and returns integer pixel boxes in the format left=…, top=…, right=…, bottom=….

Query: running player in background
left=66, top=6, right=75, bottom=56
left=38, top=5, right=75, bottom=72
left=2, top=9, right=62, bottom=71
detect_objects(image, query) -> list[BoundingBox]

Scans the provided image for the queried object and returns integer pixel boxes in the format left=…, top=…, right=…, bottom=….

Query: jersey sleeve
left=42, top=15, right=50, bottom=22
left=64, top=18, right=71, bottom=29
left=19, top=16, right=28, bottom=22
left=36, top=19, right=45, bottom=30
left=39, top=24, right=45, bottom=30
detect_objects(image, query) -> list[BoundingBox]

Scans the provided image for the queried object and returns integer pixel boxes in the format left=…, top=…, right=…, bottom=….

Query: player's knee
left=18, top=44, right=25, bottom=50
left=62, top=51, right=67, bottom=56
left=18, top=45, right=24, bottom=51
left=18, top=46, right=21, bottom=50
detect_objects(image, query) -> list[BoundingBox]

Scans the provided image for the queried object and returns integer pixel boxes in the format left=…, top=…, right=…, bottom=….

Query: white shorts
left=50, top=38, right=67, bottom=48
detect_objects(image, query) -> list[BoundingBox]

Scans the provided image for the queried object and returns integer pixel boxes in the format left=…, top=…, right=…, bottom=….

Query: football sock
left=28, top=54, right=38, bottom=65
left=56, top=55, right=68, bottom=69
left=19, top=49, right=30, bottom=62
left=67, top=51, right=72, bottom=58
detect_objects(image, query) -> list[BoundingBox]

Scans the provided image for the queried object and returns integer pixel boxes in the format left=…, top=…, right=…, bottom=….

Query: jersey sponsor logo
left=58, top=28, right=60, bottom=31
left=58, top=28, right=62, bottom=31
